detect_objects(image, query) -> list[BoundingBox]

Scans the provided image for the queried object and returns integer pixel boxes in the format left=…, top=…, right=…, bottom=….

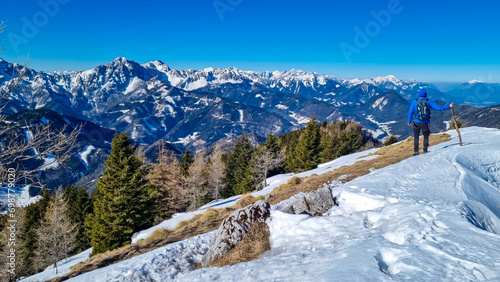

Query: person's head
left=418, top=88, right=427, bottom=98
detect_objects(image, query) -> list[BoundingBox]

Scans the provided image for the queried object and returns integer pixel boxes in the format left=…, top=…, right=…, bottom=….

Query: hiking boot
left=423, top=150, right=429, bottom=154
left=413, top=152, right=419, bottom=156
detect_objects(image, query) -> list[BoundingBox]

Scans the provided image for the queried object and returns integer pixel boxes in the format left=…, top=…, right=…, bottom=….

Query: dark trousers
left=413, top=122, right=430, bottom=152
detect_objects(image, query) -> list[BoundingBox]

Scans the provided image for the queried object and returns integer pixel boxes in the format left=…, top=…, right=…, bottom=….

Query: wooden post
left=450, top=107, right=463, bottom=146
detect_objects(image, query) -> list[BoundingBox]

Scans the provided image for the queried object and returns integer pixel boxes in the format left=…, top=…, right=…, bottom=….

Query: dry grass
left=287, top=176, right=302, bottom=185
left=208, top=221, right=270, bottom=267
left=268, top=133, right=451, bottom=205
left=54, top=195, right=266, bottom=281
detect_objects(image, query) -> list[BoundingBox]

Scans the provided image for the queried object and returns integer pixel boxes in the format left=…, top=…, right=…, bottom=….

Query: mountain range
left=1, top=57, right=500, bottom=190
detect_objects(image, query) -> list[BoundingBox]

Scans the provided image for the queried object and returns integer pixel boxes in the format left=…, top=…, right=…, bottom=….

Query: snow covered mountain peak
left=142, top=60, right=171, bottom=72
left=467, top=79, right=484, bottom=84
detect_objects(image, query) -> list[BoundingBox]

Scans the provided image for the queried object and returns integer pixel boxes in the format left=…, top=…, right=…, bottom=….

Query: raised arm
left=428, top=100, right=451, bottom=111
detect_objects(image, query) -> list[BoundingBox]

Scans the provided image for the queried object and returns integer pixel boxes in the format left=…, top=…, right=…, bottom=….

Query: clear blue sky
left=1, top=0, right=500, bottom=82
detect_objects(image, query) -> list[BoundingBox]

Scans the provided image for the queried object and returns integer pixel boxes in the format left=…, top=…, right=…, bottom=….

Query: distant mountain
left=1, top=57, right=498, bottom=151
left=445, top=81, right=500, bottom=106
left=1, top=108, right=115, bottom=192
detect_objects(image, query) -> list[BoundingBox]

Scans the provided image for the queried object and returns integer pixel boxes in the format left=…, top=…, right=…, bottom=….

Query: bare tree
left=147, top=142, right=189, bottom=219
left=0, top=22, right=81, bottom=190
left=206, top=145, right=225, bottom=201
left=35, top=188, right=76, bottom=274
left=187, top=151, right=208, bottom=211
left=254, top=148, right=283, bottom=187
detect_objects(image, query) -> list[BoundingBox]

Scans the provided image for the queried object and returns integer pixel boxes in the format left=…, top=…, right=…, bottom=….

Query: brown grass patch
left=208, top=222, right=270, bottom=267
left=234, top=194, right=265, bottom=209
left=54, top=195, right=267, bottom=281
left=267, top=133, right=451, bottom=205
left=287, top=176, right=302, bottom=185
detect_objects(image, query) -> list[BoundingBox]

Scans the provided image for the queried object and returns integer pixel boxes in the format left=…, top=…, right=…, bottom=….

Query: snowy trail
left=26, top=127, right=500, bottom=282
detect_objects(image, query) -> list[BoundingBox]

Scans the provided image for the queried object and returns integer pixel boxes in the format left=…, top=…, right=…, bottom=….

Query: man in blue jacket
left=407, top=89, right=454, bottom=155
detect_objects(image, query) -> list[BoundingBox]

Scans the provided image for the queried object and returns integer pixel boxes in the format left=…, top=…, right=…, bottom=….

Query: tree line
left=0, top=116, right=374, bottom=279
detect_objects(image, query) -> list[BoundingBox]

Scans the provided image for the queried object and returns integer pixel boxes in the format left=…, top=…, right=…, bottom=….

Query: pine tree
left=180, top=148, right=194, bottom=177
left=17, top=188, right=52, bottom=276
left=264, top=133, right=280, bottom=156
left=293, top=115, right=321, bottom=172
left=35, top=188, right=77, bottom=274
left=64, top=183, right=92, bottom=254
left=230, top=134, right=255, bottom=195
left=85, top=132, right=158, bottom=255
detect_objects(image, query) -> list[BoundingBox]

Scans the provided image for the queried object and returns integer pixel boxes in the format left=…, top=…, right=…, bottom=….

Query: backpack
left=414, top=99, right=430, bottom=121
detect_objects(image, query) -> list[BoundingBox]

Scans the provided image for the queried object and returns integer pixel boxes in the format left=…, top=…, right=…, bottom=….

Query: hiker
left=407, top=89, right=454, bottom=155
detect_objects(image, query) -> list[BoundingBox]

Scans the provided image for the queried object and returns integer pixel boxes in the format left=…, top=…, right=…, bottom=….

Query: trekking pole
left=450, top=107, right=463, bottom=146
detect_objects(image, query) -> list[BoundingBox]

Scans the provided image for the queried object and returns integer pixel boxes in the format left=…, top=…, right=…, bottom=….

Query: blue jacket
left=407, top=97, right=450, bottom=124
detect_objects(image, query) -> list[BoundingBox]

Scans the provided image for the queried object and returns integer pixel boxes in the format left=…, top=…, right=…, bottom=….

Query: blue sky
left=1, top=0, right=499, bottom=82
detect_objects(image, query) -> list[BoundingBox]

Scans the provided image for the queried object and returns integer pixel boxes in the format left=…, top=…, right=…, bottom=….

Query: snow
left=20, top=249, right=92, bottom=282
left=275, top=104, right=289, bottom=110
left=365, top=115, right=397, bottom=138
left=174, top=132, right=200, bottom=146
left=15, top=185, right=42, bottom=207
left=67, top=235, right=212, bottom=282
left=78, top=145, right=95, bottom=169
left=27, top=127, right=500, bottom=282
left=288, top=111, right=311, bottom=125
left=371, top=97, right=388, bottom=110
left=238, top=109, right=244, bottom=122
left=39, top=154, right=60, bottom=170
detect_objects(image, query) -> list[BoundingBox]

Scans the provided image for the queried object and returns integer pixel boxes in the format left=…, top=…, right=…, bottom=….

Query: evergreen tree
left=384, top=135, right=398, bottom=146
left=222, top=133, right=255, bottom=196
left=64, top=183, right=93, bottom=254
left=319, top=130, right=338, bottom=163
left=85, top=132, right=158, bottom=255
left=233, top=134, right=255, bottom=195
left=293, top=115, right=321, bottom=172
left=17, top=188, right=52, bottom=276
left=180, top=148, right=193, bottom=177
left=264, top=133, right=280, bottom=156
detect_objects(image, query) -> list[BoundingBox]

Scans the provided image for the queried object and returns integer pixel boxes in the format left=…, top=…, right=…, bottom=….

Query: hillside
left=22, top=127, right=500, bottom=281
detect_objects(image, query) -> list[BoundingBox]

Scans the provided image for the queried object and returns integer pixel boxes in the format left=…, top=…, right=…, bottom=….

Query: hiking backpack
left=414, top=99, right=430, bottom=121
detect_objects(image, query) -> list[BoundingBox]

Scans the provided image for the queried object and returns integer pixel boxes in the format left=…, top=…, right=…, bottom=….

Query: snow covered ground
left=24, top=127, right=500, bottom=281
left=20, top=249, right=92, bottom=282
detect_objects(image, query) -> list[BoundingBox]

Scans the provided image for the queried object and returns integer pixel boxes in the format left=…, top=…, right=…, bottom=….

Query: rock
left=306, top=187, right=336, bottom=216
left=201, top=200, right=271, bottom=267
left=280, top=195, right=309, bottom=215
left=281, top=187, right=335, bottom=216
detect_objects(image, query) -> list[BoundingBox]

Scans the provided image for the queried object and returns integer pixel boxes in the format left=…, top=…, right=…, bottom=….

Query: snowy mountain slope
left=48, top=127, right=500, bottom=282
left=0, top=57, right=459, bottom=149
left=19, top=249, right=92, bottom=282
